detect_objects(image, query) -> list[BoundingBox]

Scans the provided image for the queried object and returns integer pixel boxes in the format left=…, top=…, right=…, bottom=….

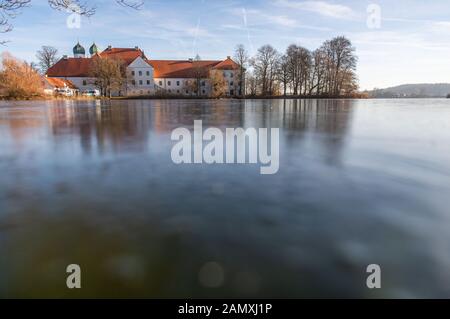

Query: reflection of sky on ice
left=1, top=99, right=450, bottom=298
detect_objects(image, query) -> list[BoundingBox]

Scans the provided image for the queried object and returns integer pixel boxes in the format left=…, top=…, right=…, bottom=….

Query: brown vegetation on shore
left=0, top=52, right=43, bottom=99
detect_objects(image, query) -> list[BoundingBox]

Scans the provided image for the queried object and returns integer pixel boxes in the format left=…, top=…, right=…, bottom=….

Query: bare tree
left=1, top=0, right=144, bottom=42
left=277, top=55, right=290, bottom=96
left=247, top=36, right=358, bottom=97
left=246, top=71, right=257, bottom=96
left=209, top=69, right=227, bottom=98
left=0, top=52, right=43, bottom=98
left=191, top=59, right=205, bottom=97
left=320, top=36, right=357, bottom=96
left=47, top=0, right=143, bottom=15
left=234, top=44, right=248, bottom=97
left=251, top=45, right=280, bottom=96
left=89, top=57, right=126, bottom=98
left=36, top=45, right=59, bottom=73
left=285, top=44, right=311, bottom=96
left=0, top=0, right=31, bottom=43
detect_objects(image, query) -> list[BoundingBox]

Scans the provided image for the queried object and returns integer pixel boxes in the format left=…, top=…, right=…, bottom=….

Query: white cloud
left=228, top=8, right=297, bottom=28
left=430, top=21, right=450, bottom=33
left=227, top=7, right=330, bottom=31
left=274, top=0, right=357, bottom=20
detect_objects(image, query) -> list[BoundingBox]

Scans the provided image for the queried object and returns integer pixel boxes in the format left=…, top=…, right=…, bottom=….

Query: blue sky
left=2, top=0, right=450, bottom=90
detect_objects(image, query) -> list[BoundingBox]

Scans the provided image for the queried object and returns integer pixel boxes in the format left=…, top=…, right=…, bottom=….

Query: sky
left=2, top=0, right=450, bottom=90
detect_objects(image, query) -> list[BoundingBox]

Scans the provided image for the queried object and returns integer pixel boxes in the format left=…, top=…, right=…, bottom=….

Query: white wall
left=154, top=78, right=212, bottom=96
left=126, top=57, right=155, bottom=96
left=51, top=77, right=97, bottom=91
left=50, top=62, right=242, bottom=97
left=222, top=70, right=240, bottom=96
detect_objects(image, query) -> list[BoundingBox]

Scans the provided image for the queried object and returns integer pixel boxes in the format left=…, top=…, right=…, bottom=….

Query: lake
left=1, top=98, right=450, bottom=298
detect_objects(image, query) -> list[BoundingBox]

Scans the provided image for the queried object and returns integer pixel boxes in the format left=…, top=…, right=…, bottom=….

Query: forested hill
left=367, top=84, right=450, bottom=98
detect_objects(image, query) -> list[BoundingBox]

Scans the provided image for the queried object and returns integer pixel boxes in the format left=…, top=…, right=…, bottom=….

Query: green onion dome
left=89, top=43, right=98, bottom=55
left=73, top=42, right=86, bottom=55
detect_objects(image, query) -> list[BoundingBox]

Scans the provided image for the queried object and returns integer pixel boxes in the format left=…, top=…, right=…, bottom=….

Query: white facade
left=60, top=77, right=97, bottom=92
left=126, top=57, right=155, bottom=96
left=47, top=44, right=243, bottom=98
left=154, top=78, right=212, bottom=96
left=154, top=70, right=240, bottom=97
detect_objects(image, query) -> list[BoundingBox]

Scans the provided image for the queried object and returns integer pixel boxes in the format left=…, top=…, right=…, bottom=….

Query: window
left=168, top=81, right=171, bottom=86
left=202, top=90, right=206, bottom=95
left=177, top=90, right=180, bottom=94
left=223, top=71, right=227, bottom=77
left=186, top=90, right=189, bottom=94
left=139, top=71, right=142, bottom=76
left=230, top=73, right=234, bottom=78
left=201, top=81, right=206, bottom=87
left=168, top=89, right=172, bottom=93
left=230, top=90, right=234, bottom=96
left=132, top=80, right=136, bottom=85
left=159, top=81, right=163, bottom=86
left=147, top=80, right=150, bottom=85
left=230, top=82, right=234, bottom=86
left=83, top=80, right=87, bottom=86
left=146, top=71, right=150, bottom=76
left=131, top=71, right=135, bottom=76
left=177, top=81, right=180, bottom=86
left=139, top=80, right=143, bottom=85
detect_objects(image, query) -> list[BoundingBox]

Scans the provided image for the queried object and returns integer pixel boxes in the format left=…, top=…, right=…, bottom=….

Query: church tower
left=73, top=42, right=86, bottom=58
left=89, top=43, right=99, bottom=57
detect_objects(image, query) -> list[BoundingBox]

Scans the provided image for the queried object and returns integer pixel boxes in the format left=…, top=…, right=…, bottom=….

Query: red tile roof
left=46, top=58, right=92, bottom=77
left=148, top=60, right=221, bottom=78
left=99, top=47, right=147, bottom=64
left=45, top=77, right=78, bottom=89
left=212, top=57, right=240, bottom=70
left=46, top=47, right=239, bottom=79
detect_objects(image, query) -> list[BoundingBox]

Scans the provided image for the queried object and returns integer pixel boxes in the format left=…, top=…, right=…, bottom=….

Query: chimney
left=107, top=45, right=112, bottom=50
left=188, top=58, right=193, bottom=63
left=135, top=46, right=139, bottom=50
left=63, top=55, right=68, bottom=60
left=227, top=56, right=231, bottom=59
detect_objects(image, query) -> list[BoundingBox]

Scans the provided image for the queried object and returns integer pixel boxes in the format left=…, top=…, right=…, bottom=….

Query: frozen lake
left=1, top=98, right=450, bottom=298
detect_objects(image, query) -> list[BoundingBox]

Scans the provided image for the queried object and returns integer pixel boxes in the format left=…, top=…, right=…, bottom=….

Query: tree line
left=235, top=36, right=359, bottom=98
left=1, top=35, right=359, bottom=99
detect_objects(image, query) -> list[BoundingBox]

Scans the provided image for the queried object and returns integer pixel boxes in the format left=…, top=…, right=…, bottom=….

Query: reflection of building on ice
left=46, top=42, right=242, bottom=98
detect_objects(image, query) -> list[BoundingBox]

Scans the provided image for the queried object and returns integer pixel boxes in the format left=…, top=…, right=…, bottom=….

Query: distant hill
left=367, top=83, right=450, bottom=98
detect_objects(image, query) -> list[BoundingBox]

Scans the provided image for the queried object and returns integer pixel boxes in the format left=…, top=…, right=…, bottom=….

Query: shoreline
left=2, top=95, right=448, bottom=102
